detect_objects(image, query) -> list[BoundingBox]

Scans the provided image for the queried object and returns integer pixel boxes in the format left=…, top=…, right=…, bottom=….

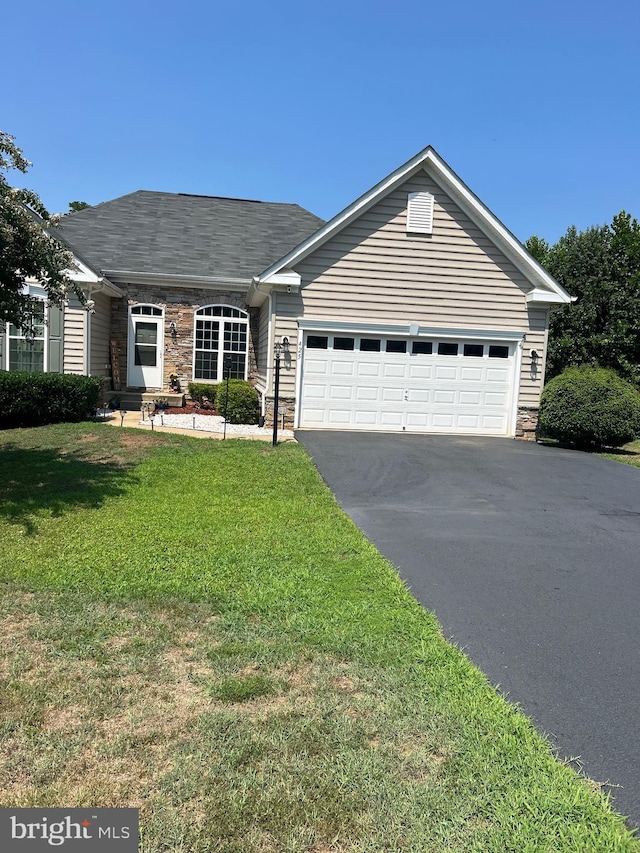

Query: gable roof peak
left=255, top=144, right=571, bottom=304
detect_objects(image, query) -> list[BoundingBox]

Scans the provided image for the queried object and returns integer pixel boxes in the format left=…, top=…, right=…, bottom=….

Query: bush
left=216, top=379, right=260, bottom=424
left=187, top=382, right=217, bottom=406
left=539, top=366, right=640, bottom=448
left=0, top=372, right=104, bottom=429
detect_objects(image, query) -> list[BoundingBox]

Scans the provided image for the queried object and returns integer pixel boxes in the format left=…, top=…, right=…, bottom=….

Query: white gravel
left=139, top=412, right=294, bottom=438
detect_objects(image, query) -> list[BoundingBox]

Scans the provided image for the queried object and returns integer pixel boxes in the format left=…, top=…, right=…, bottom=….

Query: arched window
left=193, top=305, right=248, bottom=381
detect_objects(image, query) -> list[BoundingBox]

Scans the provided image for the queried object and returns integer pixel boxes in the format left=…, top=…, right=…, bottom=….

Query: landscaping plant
left=216, top=378, right=259, bottom=424
left=539, top=365, right=640, bottom=448
left=0, top=372, right=103, bottom=428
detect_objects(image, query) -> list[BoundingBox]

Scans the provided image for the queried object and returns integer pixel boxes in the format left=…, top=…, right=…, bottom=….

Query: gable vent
left=406, top=192, right=434, bottom=234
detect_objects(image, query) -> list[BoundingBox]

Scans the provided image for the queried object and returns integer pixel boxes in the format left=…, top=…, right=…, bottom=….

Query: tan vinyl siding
left=255, top=298, right=271, bottom=388
left=63, top=297, right=86, bottom=374
left=89, top=292, right=112, bottom=379
left=284, top=170, right=547, bottom=408
left=273, top=294, right=299, bottom=397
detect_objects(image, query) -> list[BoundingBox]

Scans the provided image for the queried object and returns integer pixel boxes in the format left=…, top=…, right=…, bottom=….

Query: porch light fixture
left=169, top=321, right=178, bottom=340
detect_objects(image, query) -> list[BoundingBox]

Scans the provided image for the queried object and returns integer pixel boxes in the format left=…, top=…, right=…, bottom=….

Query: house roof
left=254, top=145, right=572, bottom=305
left=53, top=190, right=324, bottom=282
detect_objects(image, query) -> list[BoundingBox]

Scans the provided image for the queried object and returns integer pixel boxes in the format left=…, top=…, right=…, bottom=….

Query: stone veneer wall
left=110, top=284, right=258, bottom=391
left=515, top=406, right=539, bottom=441
left=263, top=396, right=296, bottom=430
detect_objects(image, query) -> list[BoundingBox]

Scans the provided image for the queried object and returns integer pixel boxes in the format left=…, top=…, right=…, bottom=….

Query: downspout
left=252, top=278, right=274, bottom=411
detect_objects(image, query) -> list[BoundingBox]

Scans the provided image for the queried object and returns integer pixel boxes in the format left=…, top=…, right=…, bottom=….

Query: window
left=194, top=305, right=248, bottom=381
left=463, top=344, right=484, bottom=357
left=412, top=341, right=433, bottom=355
left=131, top=305, right=162, bottom=316
left=7, top=302, right=46, bottom=372
left=306, top=335, right=328, bottom=349
left=333, top=337, right=355, bottom=350
left=360, top=338, right=381, bottom=352
left=488, top=345, right=509, bottom=359
left=386, top=340, right=407, bottom=354
left=437, top=342, right=458, bottom=356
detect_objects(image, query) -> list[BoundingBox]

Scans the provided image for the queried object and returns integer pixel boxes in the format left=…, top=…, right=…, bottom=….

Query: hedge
left=215, top=379, right=260, bottom=424
left=539, top=365, right=640, bottom=448
left=0, top=372, right=104, bottom=429
left=187, top=382, right=217, bottom=406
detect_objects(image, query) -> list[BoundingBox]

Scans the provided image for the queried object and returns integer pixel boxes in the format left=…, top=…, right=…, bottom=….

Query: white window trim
left=192, top=304, right=249, bottom=383
left=4, top=288, right=49, bottom=372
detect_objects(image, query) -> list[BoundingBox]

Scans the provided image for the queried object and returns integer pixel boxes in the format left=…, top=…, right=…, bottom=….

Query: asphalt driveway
left=297, top=431, right=640, bottom=826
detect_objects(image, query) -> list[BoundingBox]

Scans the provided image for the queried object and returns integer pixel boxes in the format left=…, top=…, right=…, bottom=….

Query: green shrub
left=0, top=372, right=104, bottom=429
left=539, top=366, right=640, bottom=448
left=187, top=382, right=217, bottom=406
left=216, top=379, right=260, bottom=424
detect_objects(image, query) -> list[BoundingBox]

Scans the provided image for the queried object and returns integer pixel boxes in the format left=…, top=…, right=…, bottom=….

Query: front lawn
left=0, top=423, right=637, bottom=852
left=599, top=439, right=640, bottom=467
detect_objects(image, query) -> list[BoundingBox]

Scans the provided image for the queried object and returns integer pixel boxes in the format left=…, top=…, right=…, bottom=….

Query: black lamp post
left=272, top=342, right=281, bottom=447
left=272, top=337, right=289, bottom=447
left=223, top=356, right=233, bottom=440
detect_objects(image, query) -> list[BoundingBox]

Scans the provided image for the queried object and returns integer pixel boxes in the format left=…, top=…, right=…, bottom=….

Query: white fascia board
left=267, top=269, right=301, bottom=288
left=526, top=288, right=576, bottom=304
left=65, top=256, right=123, bottom=297
left=102, top=269, right=251, bottom=291
left=298, top=318, right=524, bottom=341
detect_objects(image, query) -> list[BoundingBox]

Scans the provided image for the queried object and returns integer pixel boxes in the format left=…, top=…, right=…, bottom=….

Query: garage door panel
left=300, top=332, right=516, bottom=435
left=381, top=412, right=404, bottom=428
left=486, top=367, right=509, bottom=382
left=328, top=385, right=353, bottom=401
left=354, top=411, right=378, bottom=425
left=357, top=362, right=381, bottom=377
left=382, top=387, right=404, bottom=403
left=356, top=387, right=380, bottom=402
left=461, top=367, right=483, bottom=381
left=328, top=409, right=351, bottom=424
left=383, top=363, right=406, bottom=379
left=482, top=415, right=508, bottom=430
left=305, top=359, right=330, bottom=375
left=435, top=366, right=457, bottom=380
left=458, top=415, right=481, bottom=429
left=434, top=390, right=456, bottom=404
left=459, top=391, right=482, bottom=405
left=331, top=361, right=355, bottom=377
left=484, top=391, right=507, bottom=406
left=407, top=389, right=430, bottom=403
left=408, top=365, right=433, bottom=380
left=433, top=413, right=455, bottom=428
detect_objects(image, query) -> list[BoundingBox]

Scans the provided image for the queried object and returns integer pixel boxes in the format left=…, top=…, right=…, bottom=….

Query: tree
left=528, top=212, right=640, bottom=383
left=0, top=131, right=80, bottom=333
left=67, top=200, right=90, bottom=213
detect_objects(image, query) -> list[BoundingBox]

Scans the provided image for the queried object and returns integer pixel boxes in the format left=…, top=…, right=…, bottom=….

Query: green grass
left=599, top=439, right=640, bottom=467
left=0, top=422, right=638, bottom=852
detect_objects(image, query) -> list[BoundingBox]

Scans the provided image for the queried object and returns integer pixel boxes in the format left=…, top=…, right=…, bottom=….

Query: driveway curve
left=297, top=432, right=640, bottom=826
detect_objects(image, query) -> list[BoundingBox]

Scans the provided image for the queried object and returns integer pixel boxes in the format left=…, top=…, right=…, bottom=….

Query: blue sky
left=4, top=0, right=639, bottom=244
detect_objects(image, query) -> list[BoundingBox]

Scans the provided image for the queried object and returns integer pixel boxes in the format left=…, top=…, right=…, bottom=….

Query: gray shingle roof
left=53, top=190, right=324, bottom=280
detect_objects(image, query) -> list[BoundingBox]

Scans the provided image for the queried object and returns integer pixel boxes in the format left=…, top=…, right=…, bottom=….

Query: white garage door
left=299, top=333, right=517, bottom=435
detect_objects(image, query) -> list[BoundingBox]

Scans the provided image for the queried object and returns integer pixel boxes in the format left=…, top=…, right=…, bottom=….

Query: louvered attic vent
left=406, top=191, right=434, bottom=234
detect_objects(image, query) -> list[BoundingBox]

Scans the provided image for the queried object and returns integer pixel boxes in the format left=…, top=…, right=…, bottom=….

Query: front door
left=128, top=306, right=164, bottom=389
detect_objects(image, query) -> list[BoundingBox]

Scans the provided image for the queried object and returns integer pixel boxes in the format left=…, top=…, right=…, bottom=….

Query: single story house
left=1, top=146, right=571, bottom=437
